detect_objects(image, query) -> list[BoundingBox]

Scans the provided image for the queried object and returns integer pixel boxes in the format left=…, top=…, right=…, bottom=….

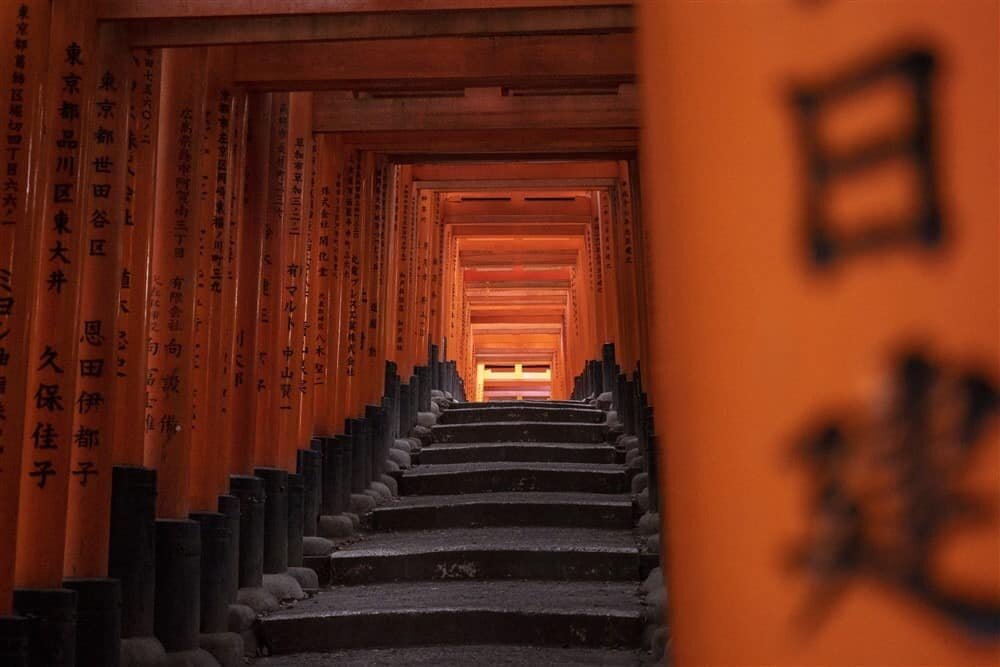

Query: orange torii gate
left=0, top=4, right=642, bottom=664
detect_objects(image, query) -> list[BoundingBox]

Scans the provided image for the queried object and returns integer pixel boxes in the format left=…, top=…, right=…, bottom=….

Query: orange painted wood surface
left=64, top=26, right=132, bottom=578
left=14, top=0, right=96, bottom=588
left=113, top=48, right=161, bottom=467
left=638, top=1, right=999, bottom=664
left=0, top=0, right=51, bottom=610
left=142, top=47, right=208, bottom=519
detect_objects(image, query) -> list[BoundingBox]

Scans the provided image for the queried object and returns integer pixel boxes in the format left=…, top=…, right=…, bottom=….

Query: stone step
left=259, top=581, right=643, bottom=653
left=432, top=420, right=608, bottom=444
left=450, top=400, right=588, bottom=410
left=419, top=441, right=617, bottom=465
left=254, top=644, right=644, bottom=666
left=370, top=492, right=635, bottom=531
left=438, top=405, right=605, bottom=425
left=399, top=462, right=629, bottom=495
left=328, top=527, right=640, bottom=584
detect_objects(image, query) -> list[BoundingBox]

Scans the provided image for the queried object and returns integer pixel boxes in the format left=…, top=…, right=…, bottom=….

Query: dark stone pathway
left=256, top=401, right=650, bottom=664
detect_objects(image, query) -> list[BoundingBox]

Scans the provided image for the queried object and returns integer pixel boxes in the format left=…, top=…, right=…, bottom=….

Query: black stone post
left=0, top=615, right=30, bottom=666
left=398, top=383, right=410, bottom=437
left=335, top=435, right=354, bottom=511
left=601, top=343, right=616, bottom=395
left=286, top=473, right=304, bottom=567
left=429, top=343, right=440, bottom=392
left=63, top=578, right=120, bottom=667
left=647, top=431, right=661, bottom=513
left=367, top=404, right=387, bottom=479
left=253, top=468, right=288, bottom=574
left=384, top=361, right=398, bottom=440
left=319, top=438, right=343, bottom=516
left=12, top=588, right=76, bottom=667
left=417, top=366, right=431, bottom=412
left=348, top=419, right=367, bottom=494
left=623, top=380, right=636, bottom=437
left=108, top=465, right=157, bottom=639
left=229, top=475, right=265, bottom=588
left=217, top=495, right=241, bottom=607
left=188, top=512, right=230, bottom=634
left=380, top=396, right=393, bottom=473
left=153, top=519, right=201, bottom=652
left=408, top=374, right=420, bottom=427
left=297, top=449, right=321, bottom=536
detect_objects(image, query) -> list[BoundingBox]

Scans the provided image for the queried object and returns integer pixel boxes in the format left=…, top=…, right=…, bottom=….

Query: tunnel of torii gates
left=0, top=1, right=649, bottom=661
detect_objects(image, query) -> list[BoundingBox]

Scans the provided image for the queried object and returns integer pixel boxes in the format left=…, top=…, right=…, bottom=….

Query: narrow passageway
left=256, top=399, right=655, bottom=664
left=1, top=2, right=996, bottom=666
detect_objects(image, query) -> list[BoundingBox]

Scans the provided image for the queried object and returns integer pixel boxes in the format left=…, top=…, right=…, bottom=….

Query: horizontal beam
left=448, top=223, right=589, bottom=236
left=234, top=33, right=634, bottom=90
left=422, top=179, right=614, bottom=190
left=116, top=6, right=632, bottom=47
left=417, top=161, right=619, bottom=180
left=313, top=85, right=637, bottom=132
left=337, top=128, right=638, bottom=156
left=98, top=0, right=627, bottom=20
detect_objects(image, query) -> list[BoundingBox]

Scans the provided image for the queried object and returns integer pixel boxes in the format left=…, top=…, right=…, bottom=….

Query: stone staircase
left=255, top=400, right=652, bottom=664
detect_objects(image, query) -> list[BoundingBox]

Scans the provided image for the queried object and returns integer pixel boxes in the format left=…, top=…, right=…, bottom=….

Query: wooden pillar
left=351, top=151, right=375, bottom=411
left=189, top=47, right=237, bottom=513
left=335, top=149, right=361, bottom=420
left=309, top=135, right=339, bottom=436
left=15, top=0, right=95, bottom=589
left=367, top=161, right=392, bottom=404
left=392, top=166, right=415, bottom=378
left=0, top=0, right=50, bottom=613
left=228, top=93, right=269, bottom=476
left=325, top=141, right=349, bottom=430
left=613, top=163, right=640, bottom=372
left=143, top=47, right=208, bottom=519
left=63, top=24, right=131, bottom=578
left=413, top=190, right=433, bottom=368
left=114, top=48, right=160, bottom=467
left=637, top=1, right=999, bottom=664
left=276, top=91, right=312, bottom=469
left=218, top=91, right=248, bottom=478
left=596, top=189, right=620, bottom=354
left=297, top=124, right=318, bottom=446
left=587, top=194, right=607, bottom=349
left=252, top=92, right=288, bottom=469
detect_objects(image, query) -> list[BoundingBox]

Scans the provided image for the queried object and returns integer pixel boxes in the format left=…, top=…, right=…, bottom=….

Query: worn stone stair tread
left=268, top=580, right=641, bottom=616
left=260, top=581, right=642, bottom=652
left=432, top=420, right=608, bottom=444
left=254, top=644, right=644, bottom=666
left=388, top=490, right=633, bottom=507
left=438, top=405, right=605, bottom=425
left=334, top=526, right=638, bottom=556
left=370, top=491, right=635, bottom=530
left=451, top=400, right=588, bottom=409
left=406, top=461, right=624, bottom=475
left=327, top=527, right=640, bottom=583
left=419, top=441, right=617, bottom=464
left=400, top=461, right=628, bottom=495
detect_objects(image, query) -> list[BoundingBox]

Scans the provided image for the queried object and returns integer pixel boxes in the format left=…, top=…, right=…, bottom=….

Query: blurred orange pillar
left=638, top=1, right=999, bottom=664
